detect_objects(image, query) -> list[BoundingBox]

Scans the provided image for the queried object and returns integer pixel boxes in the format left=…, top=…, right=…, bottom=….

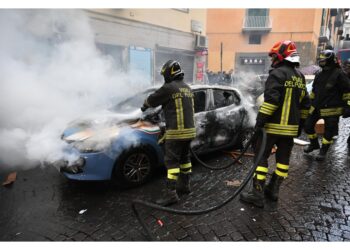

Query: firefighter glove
left=255, top=113, right=267, bottom=129
left=343, top=106, right=350, bottom=118
left=141, top=104, right=148, bottom=112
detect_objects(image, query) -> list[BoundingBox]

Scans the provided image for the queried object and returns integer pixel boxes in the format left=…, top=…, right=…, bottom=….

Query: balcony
left=242, top=16, right=272, bottom=33
left=318, top=26, right=330, bottom=43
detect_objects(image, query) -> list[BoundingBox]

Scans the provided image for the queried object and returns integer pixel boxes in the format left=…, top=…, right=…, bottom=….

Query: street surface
left=1, top=119, right=350, bottom=241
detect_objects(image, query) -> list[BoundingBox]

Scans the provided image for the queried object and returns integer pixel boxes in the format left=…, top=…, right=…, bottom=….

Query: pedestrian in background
left=240, top=40, right=310, bottom=208
left=141, top=60, right=196, bottom=206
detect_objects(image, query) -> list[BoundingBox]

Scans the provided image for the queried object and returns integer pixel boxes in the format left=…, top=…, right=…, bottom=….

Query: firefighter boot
left=264, top=173, right=284, bottom=201
left=239, top=178, right=265, bottom=208
left=155, top=179, right=180, bottom=206
left=303, top=138, right=320, bottom=153
left=177, top=173, right=191, bottom=194
left=316, top=144, right=330, bottom=161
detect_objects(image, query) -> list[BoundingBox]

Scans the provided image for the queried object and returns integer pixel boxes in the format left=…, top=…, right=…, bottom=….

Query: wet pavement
left=1, top=118, right=350, bottom=241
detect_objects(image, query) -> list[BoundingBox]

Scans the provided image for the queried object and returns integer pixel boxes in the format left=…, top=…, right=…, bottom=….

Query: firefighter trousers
left=304, top=112, right=339, bottom=142
left=253, top=133, right=294, bottom=181
left=164, top=140, right=192, bottom=181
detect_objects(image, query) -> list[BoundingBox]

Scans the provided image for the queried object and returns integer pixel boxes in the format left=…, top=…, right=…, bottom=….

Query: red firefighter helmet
left=269, top=40, right=300, bottom=65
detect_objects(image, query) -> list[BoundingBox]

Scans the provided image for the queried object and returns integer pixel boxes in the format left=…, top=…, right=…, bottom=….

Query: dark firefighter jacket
left=309, top=66, right=350, bottom=117
left=145, top=80, right=196, bottom=141
left=257, top=62, right=310, bottom=137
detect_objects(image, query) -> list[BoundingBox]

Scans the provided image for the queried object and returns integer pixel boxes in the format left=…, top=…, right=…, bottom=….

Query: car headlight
left=59, top=157, right=86, bottom=174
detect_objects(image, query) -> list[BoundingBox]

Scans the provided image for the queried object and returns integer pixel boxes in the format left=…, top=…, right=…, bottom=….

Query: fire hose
left=131, top=128, right=267, bottom=241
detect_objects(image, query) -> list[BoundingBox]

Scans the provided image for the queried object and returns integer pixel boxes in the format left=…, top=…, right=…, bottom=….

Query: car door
left=190, top=88, right=213, bottom=153
left=203, top=88, right=245, bottom=149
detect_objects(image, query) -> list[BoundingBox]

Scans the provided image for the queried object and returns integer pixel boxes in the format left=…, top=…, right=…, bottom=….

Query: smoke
left=0, top=10, right=149, bottom=172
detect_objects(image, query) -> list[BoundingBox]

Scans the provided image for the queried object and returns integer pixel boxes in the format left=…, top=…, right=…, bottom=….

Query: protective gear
left=305, top=64, right=350, bottom=156
left=259, top=63, right=310, bottom=137
left=155, top=179, right=180, bottom=206
left=145, top=80, right=196, bottom=141
left=255, top=113, right=268, bottom=129
left=176, top=173, right=191, bottom=194
left=318, top=50, right=336, bottom=68
left=269, top=40, right=300, bottom=67
left=160, top=60, right=184, bottom=83
left=315, top=144, right=330, bottom=161
left=343, top=106, right=350, bottom=118
left=239, top=177, right=265, bottom=208
left=303, top=138, right=320, bottom=153
left=141, top=104, right=148, bottom=112
left=264, top=173, right=284, bottom=201
left=308, top=66, right=350, bottom=117
left=144, top=71, right=195, bottom=206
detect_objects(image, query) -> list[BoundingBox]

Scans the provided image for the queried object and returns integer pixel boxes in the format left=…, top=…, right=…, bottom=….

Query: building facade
left=87, top=9, right=208, bottom=85
left=206, top=8, right=348, bottom=74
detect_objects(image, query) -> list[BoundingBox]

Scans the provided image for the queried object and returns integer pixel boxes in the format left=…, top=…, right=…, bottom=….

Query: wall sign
left=241, top=57, right=265, bottom=65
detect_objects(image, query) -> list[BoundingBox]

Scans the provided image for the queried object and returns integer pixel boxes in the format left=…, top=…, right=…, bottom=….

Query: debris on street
left=79, top=209, right=87, bottom=214
left=225, top=179, right=242, bottom=187
left=157, top=219, right=164, bottom=227
left=2, top=172, right=17, bottom=187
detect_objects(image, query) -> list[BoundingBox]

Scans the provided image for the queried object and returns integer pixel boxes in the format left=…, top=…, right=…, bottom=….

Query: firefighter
left=240, top=40, right=310, bottom=208
left=342, top=58, right=350, bottom=157
left=303, top=50, right=350, bottom=161
left=141, top=60, right=196, bottom=206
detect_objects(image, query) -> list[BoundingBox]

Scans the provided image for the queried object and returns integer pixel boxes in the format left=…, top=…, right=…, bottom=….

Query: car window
left=193, top=90, right=206, bottom=113
left=213, top=89, right=239, bottom=109
left=110, top=88, right=156, bottom=113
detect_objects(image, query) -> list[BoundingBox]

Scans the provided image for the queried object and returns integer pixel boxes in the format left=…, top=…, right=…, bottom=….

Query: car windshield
left=110, top=88, right=156, bottom=113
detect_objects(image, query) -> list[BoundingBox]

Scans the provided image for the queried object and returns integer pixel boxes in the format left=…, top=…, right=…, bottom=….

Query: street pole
left=220, top=42, right=223, bottom=72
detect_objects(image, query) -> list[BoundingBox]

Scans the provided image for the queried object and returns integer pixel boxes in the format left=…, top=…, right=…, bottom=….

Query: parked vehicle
left=59, top=84, right=256, bottom=187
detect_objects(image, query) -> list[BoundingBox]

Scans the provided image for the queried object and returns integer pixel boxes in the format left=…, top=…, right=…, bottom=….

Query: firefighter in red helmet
left=240, top=40, right=310, bottom=208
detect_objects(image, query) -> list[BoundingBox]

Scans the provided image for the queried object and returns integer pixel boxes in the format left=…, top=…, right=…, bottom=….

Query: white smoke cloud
left=0, top=9, right=149, bottom=172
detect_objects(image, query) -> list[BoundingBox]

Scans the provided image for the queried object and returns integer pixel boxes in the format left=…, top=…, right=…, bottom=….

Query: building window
left=245, top=9, right=270, bottom=29
left=249, top=34, right=261, bottom=44
left=247, top=9, right=269, bottom=17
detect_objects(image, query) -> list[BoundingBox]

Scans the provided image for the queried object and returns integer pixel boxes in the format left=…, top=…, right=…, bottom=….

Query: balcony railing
left=242, top=16, right=272, bottom=32
left=319, top=26, right=330, bottom=43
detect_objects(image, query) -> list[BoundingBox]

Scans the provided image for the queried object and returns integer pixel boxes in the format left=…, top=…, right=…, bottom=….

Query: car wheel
left=112, top=147, right=156, bottom=188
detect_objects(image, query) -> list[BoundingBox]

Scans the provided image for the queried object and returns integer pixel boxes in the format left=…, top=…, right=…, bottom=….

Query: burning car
left=59, top=84, right=256, bottom=187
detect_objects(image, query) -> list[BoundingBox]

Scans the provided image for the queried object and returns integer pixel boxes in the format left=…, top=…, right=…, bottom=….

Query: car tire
left=112, top=146, right=156, bottom=188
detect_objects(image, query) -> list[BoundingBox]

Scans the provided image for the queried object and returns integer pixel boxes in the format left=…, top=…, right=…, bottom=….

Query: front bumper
left=60, top=151, right=115, bottom=181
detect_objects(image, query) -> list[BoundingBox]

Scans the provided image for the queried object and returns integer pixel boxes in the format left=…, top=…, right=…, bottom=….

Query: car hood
left=62, top=109, right=160, bottom=143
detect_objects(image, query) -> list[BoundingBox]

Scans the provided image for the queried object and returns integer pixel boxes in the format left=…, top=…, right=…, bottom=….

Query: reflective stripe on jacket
left=259, top=62, right=310, bottom=137
left=310, top=67, right=350, bottom=117
left=146, top=80, right=196, bottom=140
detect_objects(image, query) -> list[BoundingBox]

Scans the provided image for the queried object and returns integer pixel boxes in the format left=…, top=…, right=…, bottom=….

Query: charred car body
left=60, top=85, right=256, bottom=187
